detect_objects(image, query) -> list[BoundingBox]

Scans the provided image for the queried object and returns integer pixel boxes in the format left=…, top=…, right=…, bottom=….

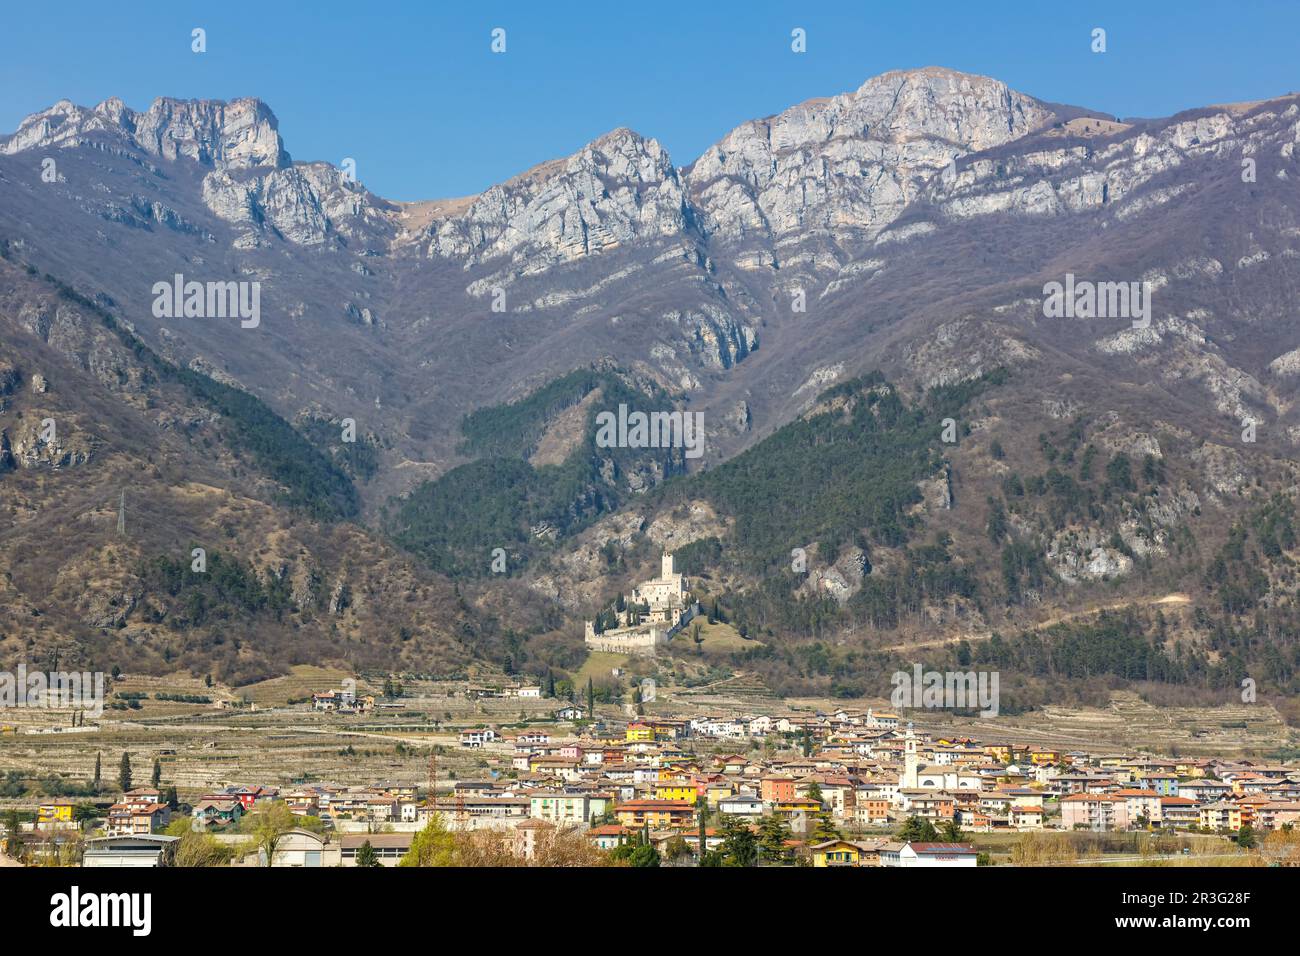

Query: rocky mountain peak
left=424, top=125, right=689, bottom=266
left=851, top=67, right=1053, bottom=148
left=133, top=96, right=289, bottom=170
left=2, top=98, right=126, bottom=155
left=92, top=96, right=132, bottom=128
left=685, top=67, right=1057, bottom=256
left=2, top=95, right=289, bottom=170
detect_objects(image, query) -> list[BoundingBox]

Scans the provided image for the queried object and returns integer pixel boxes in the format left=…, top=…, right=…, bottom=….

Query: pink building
left=1060, top=793, right=1131, bottom=831
left=1112, top=788, right=1162, bottom=825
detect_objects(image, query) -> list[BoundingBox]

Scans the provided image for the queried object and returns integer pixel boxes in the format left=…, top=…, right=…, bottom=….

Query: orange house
left=761, top=776, right=796, bottom=805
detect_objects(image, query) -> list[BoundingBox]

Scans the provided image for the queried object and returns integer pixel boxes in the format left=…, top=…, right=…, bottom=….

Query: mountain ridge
left=1, top=67, right=1081, bottom=268
left=1, top=68, right=1061, bottom=199
left=2, top=66, right=1299, bottom=703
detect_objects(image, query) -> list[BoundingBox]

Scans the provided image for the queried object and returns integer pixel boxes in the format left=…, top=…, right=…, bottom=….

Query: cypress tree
left=118, top=751, right=132, bottom=793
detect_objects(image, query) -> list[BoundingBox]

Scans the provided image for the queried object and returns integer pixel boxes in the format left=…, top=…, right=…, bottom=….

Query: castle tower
left=661, top=551, right=675, bottom=579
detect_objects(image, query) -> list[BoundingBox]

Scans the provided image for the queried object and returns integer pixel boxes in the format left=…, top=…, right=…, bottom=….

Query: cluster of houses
left=310, top=689, right=375, bottom=713
left=37, top=787, right=173, bottom=838
left=440, top=704, right=1300, bottom=863
left=14, top=702, right=1300, bottom=867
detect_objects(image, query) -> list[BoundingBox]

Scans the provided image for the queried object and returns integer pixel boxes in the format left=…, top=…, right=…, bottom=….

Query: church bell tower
left=903, top=722, right=919, bottom=789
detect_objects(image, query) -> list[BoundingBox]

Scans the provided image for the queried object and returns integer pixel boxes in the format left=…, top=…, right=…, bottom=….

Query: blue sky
left=2, top=1, right=1296, bottom=201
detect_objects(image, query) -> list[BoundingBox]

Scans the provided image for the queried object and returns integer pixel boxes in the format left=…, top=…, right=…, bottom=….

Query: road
left=875, top=592, right=1193, bottom=654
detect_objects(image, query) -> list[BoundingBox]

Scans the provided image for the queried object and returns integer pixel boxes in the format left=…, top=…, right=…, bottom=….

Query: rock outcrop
left=423, top=128, right=690, bottom=267
left=3, top=95, right=289, bottom=170
left=1, top=95, right=397, bottom=249
left=688, top=67, right=1056, bottom=254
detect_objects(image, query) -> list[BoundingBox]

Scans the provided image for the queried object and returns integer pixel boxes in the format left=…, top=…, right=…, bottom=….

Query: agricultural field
left=0, top=670, right=579, bottom=805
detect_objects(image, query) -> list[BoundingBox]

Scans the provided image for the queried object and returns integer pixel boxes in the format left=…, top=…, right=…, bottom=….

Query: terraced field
left=916, top=691, right=1297, bottom=756
left=234, top=665, right=383, bottom=707
left=0, top=671, right=580, bottom=804
left=658, top=672, right=783, bottom=713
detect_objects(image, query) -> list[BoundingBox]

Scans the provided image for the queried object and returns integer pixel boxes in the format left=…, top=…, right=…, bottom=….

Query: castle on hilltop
left=584, top=552, right=700, bottom=656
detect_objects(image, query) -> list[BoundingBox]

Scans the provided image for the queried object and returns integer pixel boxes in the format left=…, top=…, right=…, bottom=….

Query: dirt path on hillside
left=874, top=592, right=1192, bottom=654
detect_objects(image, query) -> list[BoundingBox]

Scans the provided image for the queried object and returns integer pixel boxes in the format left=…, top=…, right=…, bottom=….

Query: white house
left=717, top=795, right=764, bottom=819
left=865, top=709, right=900, bottom=730
left=879, top=841, right=978, bottom=868
left=460, top=728, right=497, bottom=748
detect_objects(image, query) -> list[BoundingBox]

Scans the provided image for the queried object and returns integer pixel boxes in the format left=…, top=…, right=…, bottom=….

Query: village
left=2, top=551, right=1298, bottom=868
left=6, top=687, right=1300, bottom=868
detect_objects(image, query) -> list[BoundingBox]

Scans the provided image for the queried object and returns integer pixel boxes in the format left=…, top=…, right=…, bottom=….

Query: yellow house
left=1198, top=802, right=1242, bottom=832
left=984, top=745, right=1013, bottom=763
left=613, top=800, right=695, bottom=829
left=705, top=783, right=736, bottom=807
left=626, top=722, right=655, bottom=743
left=811, top=839, right=879, bottom=867
left=38, top=800, right=75, bottom=827
left=658, top=764, right=697, bottom=782
left=773, top=797, right=824, bottom=817
left=1029, top=749, right=1060, bottom=766
left=655, top=783, right=698, bottom=804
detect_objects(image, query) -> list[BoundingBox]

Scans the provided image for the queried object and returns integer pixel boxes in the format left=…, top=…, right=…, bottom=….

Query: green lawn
left=672, top=619, right=757, bottom=652
left=574, top=651, right=630, bottom=685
